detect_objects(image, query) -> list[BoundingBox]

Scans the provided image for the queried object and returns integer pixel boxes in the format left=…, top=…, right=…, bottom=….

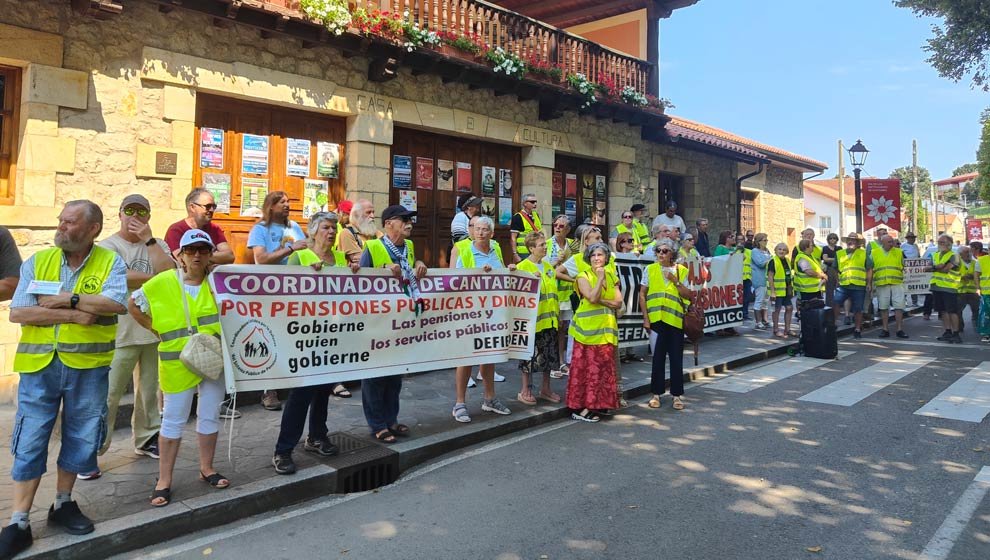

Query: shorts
left=753, top=286, right=768, bottom=311
left=875, top=284, right=905, bottom=310
left=932, top=290, right=959, bottom=314
left=11, top=358, right=109, bottom=481
left=834, top=286, right=866, bottom=313
left=773, top=295, right=793, bottom=310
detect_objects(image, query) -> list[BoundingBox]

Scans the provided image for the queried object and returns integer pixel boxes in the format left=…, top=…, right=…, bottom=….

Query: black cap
left=381, top=205, right=416, bottom=223
left=630, top=203, right=646, bottom=212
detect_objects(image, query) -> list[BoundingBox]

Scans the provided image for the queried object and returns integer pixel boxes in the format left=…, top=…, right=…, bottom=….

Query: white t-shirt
left=99, top=233, right=171, bottom=347
left=651, top=213, right=687, bottom=234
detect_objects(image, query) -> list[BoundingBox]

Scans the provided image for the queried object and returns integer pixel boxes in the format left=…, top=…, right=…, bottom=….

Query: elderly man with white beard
left=338, top=199, right=381, bottom=264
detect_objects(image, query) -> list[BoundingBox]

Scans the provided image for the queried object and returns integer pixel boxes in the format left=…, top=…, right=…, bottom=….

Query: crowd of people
left=0, top=189, right=983, bottom=558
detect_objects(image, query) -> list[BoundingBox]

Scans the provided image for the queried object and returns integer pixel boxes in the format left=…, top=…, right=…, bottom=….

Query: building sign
left=155, top=151, right=177, bottom=175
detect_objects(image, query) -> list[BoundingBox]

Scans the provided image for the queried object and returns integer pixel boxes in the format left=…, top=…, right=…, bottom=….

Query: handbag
left=176, top=270, right=224, bottom=381
left=682, top=291, right=704, bottom=365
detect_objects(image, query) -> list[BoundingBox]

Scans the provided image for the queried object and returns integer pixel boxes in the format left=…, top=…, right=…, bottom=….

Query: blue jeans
left=361, top=375, right=402, bottom=433
left=11, top=357, right=109, bottom=481
left=742, top=279, right=753, bottom=319
left=275, top=384, right=332, bottom=455
left=834, top=286, right=866, bottom=313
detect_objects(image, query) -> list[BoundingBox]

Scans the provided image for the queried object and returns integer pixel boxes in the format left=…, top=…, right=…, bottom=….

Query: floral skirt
left=566, top=342, right=618, bottom=411
left=519, top=328, right=560, bottom=375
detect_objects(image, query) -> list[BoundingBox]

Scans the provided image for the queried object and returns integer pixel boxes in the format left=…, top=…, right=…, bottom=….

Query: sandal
left=648, top=395, right=661, bottom=408
left=150, top=487, right=171, bottom=507
left=332, top=384, right=352, bottom=398
left=200, top=471, right=230, bottom=489
left=672, top=397, right=685, bottom=410
left=517, top=392, right=538, bottom=405
left=537, top=391, right=561, bottom=404
left=389, top=424, right=411, bottom=437
left=374, top=429, right=397, bottom=444
left=571, top=409, right=600, bottom=423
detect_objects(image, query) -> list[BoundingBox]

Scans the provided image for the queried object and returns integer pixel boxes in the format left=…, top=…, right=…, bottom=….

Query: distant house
left=803, top=176, right=860, bottom=239
left=933, top=172, right=979, bottom=198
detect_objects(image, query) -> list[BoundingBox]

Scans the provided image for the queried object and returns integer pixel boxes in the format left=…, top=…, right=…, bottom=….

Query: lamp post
left=847, top=140, right=869, bottom=233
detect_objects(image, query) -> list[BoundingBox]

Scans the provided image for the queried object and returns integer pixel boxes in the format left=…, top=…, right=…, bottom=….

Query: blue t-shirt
left=247, top=221, right=306, bottom=265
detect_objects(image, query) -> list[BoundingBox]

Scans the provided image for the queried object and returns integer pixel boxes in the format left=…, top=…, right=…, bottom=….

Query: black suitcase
left=800, top=304, right=837, bottom=359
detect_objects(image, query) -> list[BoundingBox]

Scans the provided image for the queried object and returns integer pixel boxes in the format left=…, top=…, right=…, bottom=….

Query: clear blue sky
left=660, top=0, right=987, bottom=182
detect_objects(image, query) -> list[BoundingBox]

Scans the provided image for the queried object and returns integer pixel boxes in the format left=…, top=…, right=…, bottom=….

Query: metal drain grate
left=325, top=432, right=399, bottom=493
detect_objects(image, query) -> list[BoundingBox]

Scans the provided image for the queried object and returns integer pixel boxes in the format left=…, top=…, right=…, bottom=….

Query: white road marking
left=919, top=466, right=990, bottom=560
left=134, top=420, right=576, bottom=559
left=915, top=362, right=990, bottom=423
left=702, top=351, right=855, bottom=393
left=798, top=354, right=935, bottom=406
left=844, top=338, right=987, bottom=350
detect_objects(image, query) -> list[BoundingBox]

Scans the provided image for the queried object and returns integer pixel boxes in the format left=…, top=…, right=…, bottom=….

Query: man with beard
left=164, top=188, right=235, bottom=265
left=338, top=198, right=380, bottom=263
left=1, top=201, right=127, bottom=558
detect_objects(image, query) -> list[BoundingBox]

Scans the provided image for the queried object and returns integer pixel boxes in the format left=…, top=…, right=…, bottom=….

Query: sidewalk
left=1, top=315, right=888, bottom=559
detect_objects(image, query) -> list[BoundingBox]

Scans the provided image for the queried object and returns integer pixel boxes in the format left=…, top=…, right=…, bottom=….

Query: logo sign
left=79, top=275, right=102, bottom=294
left=967, top=218, right=983, bottom=241
left=861, top=179, right=902, bottom=232
left=229, top=320, right=277, bottom=376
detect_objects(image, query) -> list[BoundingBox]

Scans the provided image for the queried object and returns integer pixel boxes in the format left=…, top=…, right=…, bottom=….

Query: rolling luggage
left=799, top=299, right=837, bottom=359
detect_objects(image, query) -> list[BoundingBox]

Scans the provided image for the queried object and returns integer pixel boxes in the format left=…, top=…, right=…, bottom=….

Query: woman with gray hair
left=567, top=242, right=623, bottom=422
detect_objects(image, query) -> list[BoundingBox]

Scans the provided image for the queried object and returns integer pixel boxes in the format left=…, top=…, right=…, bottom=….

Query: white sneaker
left=467, top=377, right=477, bottom=388
left=475, top=371, right=506, bottom=382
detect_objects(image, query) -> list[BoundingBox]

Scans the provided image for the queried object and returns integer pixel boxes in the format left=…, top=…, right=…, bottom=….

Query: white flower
left=866, top=196, right=897, bottom=224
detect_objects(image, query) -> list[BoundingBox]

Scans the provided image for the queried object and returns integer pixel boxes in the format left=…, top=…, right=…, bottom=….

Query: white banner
left=208, top=266, right=539, bottom=392
left=904, top=257, right=932, bottom=295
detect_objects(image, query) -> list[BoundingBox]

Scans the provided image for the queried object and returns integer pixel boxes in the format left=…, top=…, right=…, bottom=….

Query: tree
left=978, top=109, right=990, bottom=202
left=895, top=1, right=990, bottom=90
left=889, top=165, right=932, bottom=236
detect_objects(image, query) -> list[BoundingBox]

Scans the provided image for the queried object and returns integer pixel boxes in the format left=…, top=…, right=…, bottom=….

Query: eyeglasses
left=525, top=199, right=537, bottom=204
left=388, top=216, right=412, bottom=223
left=657, top=248, right=672, bottom=254
left=122, top=207, right=150, bottom=217
left=181, top=245, right=213, bottom=255
left=192, top=202, right=218, bottom=212
left=620, top=239, right=632, bottom=244
left=622, top=215, right=633, bottom=219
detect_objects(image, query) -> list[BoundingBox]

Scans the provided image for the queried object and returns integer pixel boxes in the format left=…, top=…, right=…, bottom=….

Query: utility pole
left=912, top=139, right=918, bottom=236
left=837, top=140, right=845, bottom=239
left=929, top=142, right=937, bottom=243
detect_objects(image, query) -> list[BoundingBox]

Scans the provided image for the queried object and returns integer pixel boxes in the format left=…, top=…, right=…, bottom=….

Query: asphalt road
left=122, top=317, right=990, bottom=560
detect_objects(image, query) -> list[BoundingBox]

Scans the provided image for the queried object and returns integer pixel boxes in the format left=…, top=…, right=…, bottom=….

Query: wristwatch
left=145, top=237, right=157, bottom=247
left=70, top=293, right=80, bottom=309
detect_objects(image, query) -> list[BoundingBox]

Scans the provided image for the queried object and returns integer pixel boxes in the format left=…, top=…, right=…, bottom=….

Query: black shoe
left=951, top=333, right=963, bottom=344
left=303, top=436, right=339, bottom=457
left=272, top=453, right=297, bottom=475
left=896, top=330, right=909, bottom=339
left=878, top=330, right=890, bottom=338
left=936, top=330, right=952, bottom=341
left=0, top=524, right=32, bottom=559
left=47, top=501, right=94, bottom=535
left=844, top=317, right=852, bottom=326
left=853, top=330, right=862, bottom=339
left=135, top=436, right=160, bottom=459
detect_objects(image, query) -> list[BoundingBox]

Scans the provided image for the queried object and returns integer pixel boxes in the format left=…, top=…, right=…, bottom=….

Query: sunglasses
left=622, top=215, right=633, bottom=219
left=192, top=202, right=218, bottom=212
left=620, top=239, right=633, bottom=244
left=525, top=200, right=537, bottom=204
left=122, top=207, right=150, bottom=217
left=181, top=245, right=213, bottom=255
left=657, top=248, right=672, bottom=254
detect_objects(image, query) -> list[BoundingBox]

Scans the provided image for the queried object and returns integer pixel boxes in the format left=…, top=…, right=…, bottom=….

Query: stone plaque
left=155, top=151, right=177, bottom=175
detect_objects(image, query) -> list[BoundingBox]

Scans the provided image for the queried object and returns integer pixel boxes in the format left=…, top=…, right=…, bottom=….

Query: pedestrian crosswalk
left=701, top=350, right=990, bottom=424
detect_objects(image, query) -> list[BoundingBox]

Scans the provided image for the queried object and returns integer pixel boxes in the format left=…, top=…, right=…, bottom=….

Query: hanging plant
left=620, top=85, right=649, bottom=107
left=299, top=0, right=351, bottom=35
left=484, top=47, right=527, bottom=79
left=567, top=72, right=598, bottom=109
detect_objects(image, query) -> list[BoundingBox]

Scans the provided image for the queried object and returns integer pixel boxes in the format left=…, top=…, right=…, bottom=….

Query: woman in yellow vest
left=567, top=242, right=623, bottom=422
left=972, top=241, right=990, bottom=342
left=640, top=238, right=693, bottom=410
left=768, top=242, right=795, bottom=338
left=130, top=229, right=227, bottom=507
left=548, top=215, right=578, bottom=378
left=554, top=224, right=612, bottom=379
left=516, top=232, right=562, bottom=405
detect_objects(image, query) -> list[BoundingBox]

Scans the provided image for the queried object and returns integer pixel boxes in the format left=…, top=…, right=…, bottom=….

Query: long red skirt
left=566, top=342, right=619, bottom=411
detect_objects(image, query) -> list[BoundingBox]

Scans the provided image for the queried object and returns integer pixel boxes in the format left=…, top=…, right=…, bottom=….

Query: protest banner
left=209, top=266, right=539, bottom=392
left=614, top=253, right=648, bottom=347
left=904, top=258, right=932, bottom=295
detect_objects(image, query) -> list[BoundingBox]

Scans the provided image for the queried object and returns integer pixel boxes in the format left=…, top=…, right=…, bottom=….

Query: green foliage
left=890, top=165, right=932, bottom=235
left=895, top=0, right=990, bottom=90
left=978, top=111, right=990, bottom=202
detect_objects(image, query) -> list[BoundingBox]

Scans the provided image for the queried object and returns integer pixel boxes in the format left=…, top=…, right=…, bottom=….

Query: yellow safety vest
left=931, top=251, right=960, bottom=292
left=455, top=239, right=504, bottom=269
left=632, top=221, right=651, bottom=246
left=771, top=256, right=791, bottom=297
left=143, top=270, right=221, bottom=394
left=644, top=263, right=689, bottom=329
left=569, top=269, right=618, bottom=345
left=959, top=259, right=977, bottom=294
left=794, top=253, right=823, bottom=294
left=514, top=211, right=543, bottom=256
left=871, top=248, right=903, bottom=286
left=366, top=238, right=415, bottom=267
left=677, top=247, right=700, bottom=261
left=574, top=253, right=617, bottom=276
left=553, top=237, right=577, bottom=304
left=14, top=247, right=120, bottom=373
left=838, top=248, right=867, bottom=287
left=334, top=222, right=344, bottom=250
left=293, top=248, right=347, bottom=267
left=978, top=255, right=990, bottom=293
left=614, top=224, right=643, bottom=253
left=517, top=259, right=559, bottom=332
left=742, top=248, right=752, bottom=281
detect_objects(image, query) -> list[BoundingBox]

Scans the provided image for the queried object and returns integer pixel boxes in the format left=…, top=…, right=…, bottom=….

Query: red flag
left=861, top=179, right=901, bottom=232
left=967, top=219, right=983, bottom=241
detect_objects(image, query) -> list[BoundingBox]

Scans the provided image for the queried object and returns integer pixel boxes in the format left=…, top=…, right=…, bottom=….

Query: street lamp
left=848, top=140, right=869, bottom=233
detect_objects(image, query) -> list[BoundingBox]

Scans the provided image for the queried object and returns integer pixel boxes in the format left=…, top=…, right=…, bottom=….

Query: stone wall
left=760, top=166, right=805, bottom=245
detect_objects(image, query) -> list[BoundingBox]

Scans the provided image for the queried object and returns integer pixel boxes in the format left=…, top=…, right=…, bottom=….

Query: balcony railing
left=258, top=0, right=655, bottom=96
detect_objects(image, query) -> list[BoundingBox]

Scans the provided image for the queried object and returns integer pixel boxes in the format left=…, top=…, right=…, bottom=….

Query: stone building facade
left=0, top=0, right=823, bottom=399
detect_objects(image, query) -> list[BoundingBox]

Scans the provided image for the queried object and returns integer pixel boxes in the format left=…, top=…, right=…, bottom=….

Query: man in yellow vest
left=872, top=234, right=908, bottom=339
left=833, top=233, right=870, bottom=339
left=609, top=211, right=644, bottom=254
left=972, top=243, right=990, bottom=343
left=629, top=204, right=652, bottom=247
left=931, top=234, right=962, bottom=343
left=3, top=201, right=127, bottom=556
left=510, top=193, right=543, bottom=264
left=957, top=245, right=980, bottom=333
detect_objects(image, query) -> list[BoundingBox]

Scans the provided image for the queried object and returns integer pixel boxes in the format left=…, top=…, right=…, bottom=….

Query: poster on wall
left=551, top=203, right=561, bottom=217
left=241, top=134, right=270, bottom=175
left=202, top=173, right=231, bottom=214
left=481, top=166, right=496, bottom=196
left=286, top=138, right=311, bottom=177
left=316, top=142, right=340, bottom=178
left=595, top=175, right=606, bottom=198
left=594, top=200, right=607, bottom=225
left=200, top=128, right=224, bottom=169
left=303, top=179, right=328, bottom=220
left=398, top=190, right=418, bottom=223
left=456, top=162, right=473, bottom=193
left=582, top=199, right=594, bottom=222
left=498, top=197, right=513, bottom=226
left=552, top=172, right=563, bottom=197
left=437, top=159, right=454, bottom=191
left=582, top=174, right=594, bottom=200
left=564, top=199, right=577, bottom=217
left=565, top=174, right=577, bottom=198
left=481, top=197, right=496, bottom=218
left=393, top=155, right=412, bottom=189
left=499, top=169, right=513, bottom=197
left=415, top=157, right=434, bottom=190
left=240, top=177, right=268, bottom=217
